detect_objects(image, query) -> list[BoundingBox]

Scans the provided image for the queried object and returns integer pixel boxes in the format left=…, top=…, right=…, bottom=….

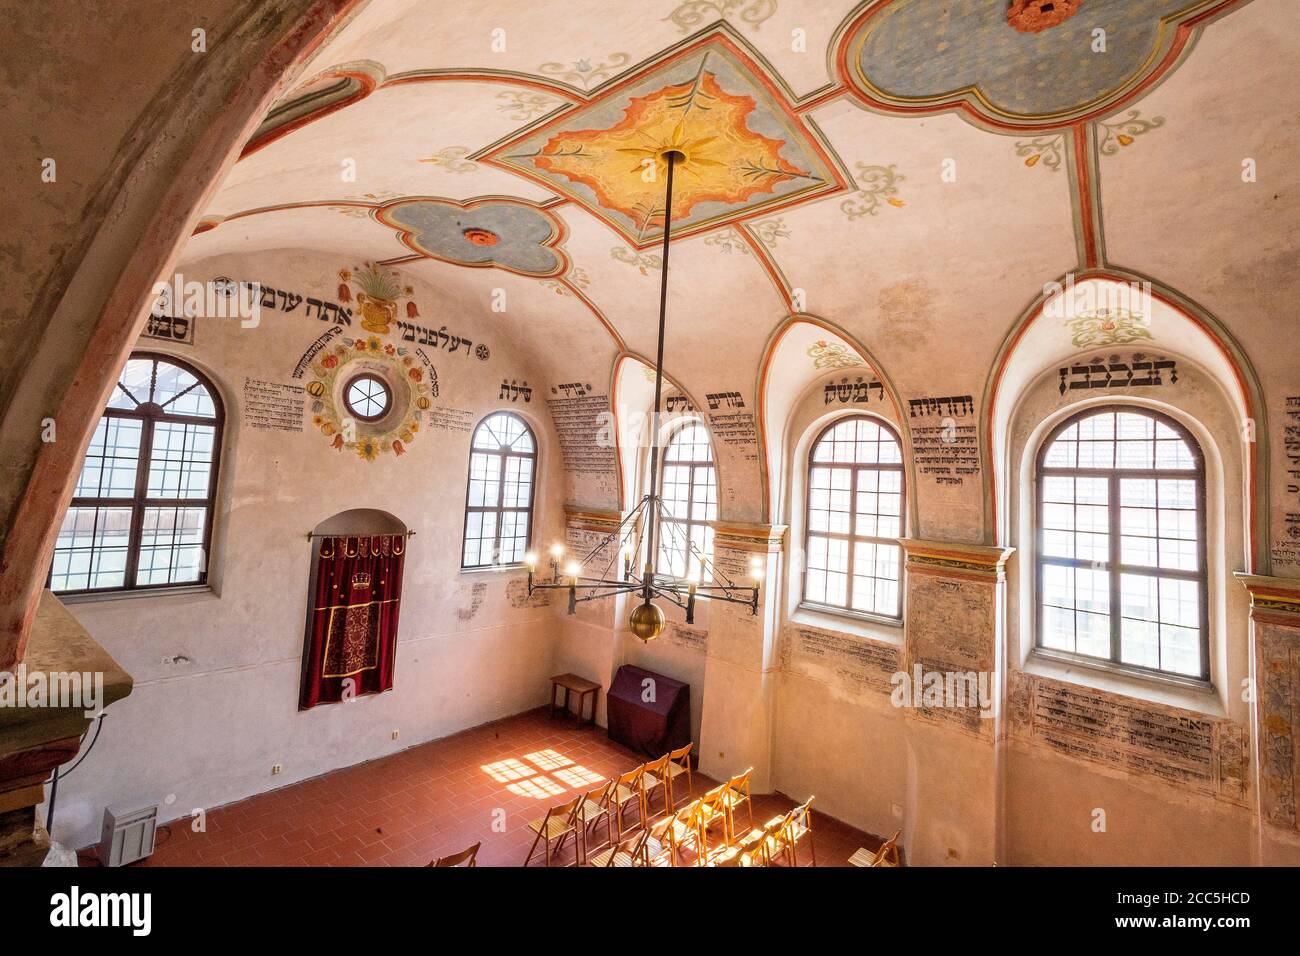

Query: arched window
left=462, top=412, right=537, bottom=569
left=50, top=353, right=223, bottom=593
left=1036, top=406, right=1208, bottom=680
left=656, top=421, right=717, bottom=578
left=804, top=416, right=904, bottom=619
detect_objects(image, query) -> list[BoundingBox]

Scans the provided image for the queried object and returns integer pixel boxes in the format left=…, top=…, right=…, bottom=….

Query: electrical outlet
left=271, top=764, right=282, bottom=775
left=391, top=730, right=399, bottom=741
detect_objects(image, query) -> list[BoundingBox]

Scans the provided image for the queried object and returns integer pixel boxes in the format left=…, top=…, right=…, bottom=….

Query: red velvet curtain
left=299, top=534, right=405, bottom=710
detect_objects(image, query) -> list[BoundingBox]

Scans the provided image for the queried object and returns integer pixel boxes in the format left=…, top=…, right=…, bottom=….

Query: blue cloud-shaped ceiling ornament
left=842, top=0, right=1222, bottom=127
left=378, top=198, right=568, bottom=277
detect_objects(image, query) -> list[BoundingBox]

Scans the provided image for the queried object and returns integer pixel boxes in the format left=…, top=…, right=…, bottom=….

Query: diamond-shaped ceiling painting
left=482, top=37, right=844, bottom=248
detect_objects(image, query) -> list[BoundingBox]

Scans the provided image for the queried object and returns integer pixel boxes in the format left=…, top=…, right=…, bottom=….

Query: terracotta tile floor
left=85, top=708, right=883, bottom=867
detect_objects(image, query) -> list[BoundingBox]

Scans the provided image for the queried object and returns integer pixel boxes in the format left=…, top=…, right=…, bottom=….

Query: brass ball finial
left=628, top=600, right=666, bottom=642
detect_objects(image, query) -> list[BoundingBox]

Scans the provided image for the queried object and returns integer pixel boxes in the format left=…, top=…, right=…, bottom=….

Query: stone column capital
left=708, top=520, right=787, bottom=555
left=1234, top=572, right=1300, bottom=626
left=562, top=503, right=623, bottom=535
left=900, top=538, right=1016, bottom=583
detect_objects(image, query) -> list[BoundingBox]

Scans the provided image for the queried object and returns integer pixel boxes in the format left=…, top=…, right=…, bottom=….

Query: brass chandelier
left=526, top=150, right=763, bottom=641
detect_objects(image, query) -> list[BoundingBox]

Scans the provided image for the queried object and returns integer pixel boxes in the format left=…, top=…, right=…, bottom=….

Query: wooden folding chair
left=666, top=742, right=694, bottom=809
left=609, top=764, right=650, bottom=840
left=523, top=794, right=581, bottom=867
left=713, top=841, right=769, bottom=867
left=664, top=797, right=708, bottom=866
left=781, top=796, right=816, bottom=867
left=586, top=828, right=649, bottom=868
left=721, top=767, right=754, bottom=843
left=694, top=783, right=732, bottom=858
left=641, top=753, right=671, bottom=816
left=643, top=814, right=676, bottom=867
left=574, top=780, right=614, bottom=864
left=850, top=829, right=902, bottom=867
left=427, top=841, right=480, bottom=867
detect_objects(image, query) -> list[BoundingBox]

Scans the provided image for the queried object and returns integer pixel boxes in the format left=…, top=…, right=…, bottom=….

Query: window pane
left=147, top=422, right=216, bottom=499
left=74, top=416, right=142, bottom=498
left=463, top=413, right=535, bottom=567
left=1039, top=409, right=1205, bottom=679
left=805, top=417, right=904, bottom=617
left=137, top=507, right=207, bottom=585
left=107, top=359, right=154, bottom=410
left=50, top=506, right=133, bottom=591
left=60, top=356, right=224, bottom=593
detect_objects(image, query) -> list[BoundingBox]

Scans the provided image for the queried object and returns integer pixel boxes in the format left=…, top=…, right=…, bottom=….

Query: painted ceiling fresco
left=845, top=0, right=1219, bottom=125
left=378, top=197, right=568, bottom=276
left=179, top=0, right=1294, bottom=423
left=482, top=37, right=843, bottom=246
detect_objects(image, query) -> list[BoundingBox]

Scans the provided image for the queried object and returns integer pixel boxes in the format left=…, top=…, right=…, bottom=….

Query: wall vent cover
left=98, top=804, right=157, bottom=867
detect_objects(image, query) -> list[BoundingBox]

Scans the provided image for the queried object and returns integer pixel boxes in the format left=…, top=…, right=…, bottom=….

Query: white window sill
left=55, top=584, right=216, bottom=606
left=790, top=603, right=904, bottom=647
left=459, top=564, right=527, bottom=576
left=1023, top=649, right=1224, bottom=718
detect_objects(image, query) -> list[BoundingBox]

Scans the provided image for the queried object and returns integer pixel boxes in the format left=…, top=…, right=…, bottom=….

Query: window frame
left=460, top=411, right=538, bottom=570
left=1033, top=404, right=1211, bottom=684
left=50, top=351, right=225, bottom=596
left=801, top=414, right=906, bottom=623
left=654, top=420, right=718, bottom=580
left=342, top=372, right=391, bottom=423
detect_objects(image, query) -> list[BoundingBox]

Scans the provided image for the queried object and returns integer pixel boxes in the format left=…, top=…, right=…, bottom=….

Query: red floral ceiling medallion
left=1007, top=0, right=1082, bottom=34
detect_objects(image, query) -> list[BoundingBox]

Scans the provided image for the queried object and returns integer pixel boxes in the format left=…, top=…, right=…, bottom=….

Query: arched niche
left=311, top=509, right=407, bottom=538
left=756, top=314, right=913, bottom=530
left=983, top=272, right=1269, bottom=573
left=304, top=508, right=409, bottom=617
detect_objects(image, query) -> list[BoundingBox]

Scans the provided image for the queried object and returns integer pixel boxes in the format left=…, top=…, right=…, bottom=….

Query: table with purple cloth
left=605, top=664, right=691, bottom=758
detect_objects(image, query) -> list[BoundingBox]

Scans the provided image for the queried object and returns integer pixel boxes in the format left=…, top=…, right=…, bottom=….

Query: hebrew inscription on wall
left=428, top=406, right=474, bottom=433
left=1257, top=623, right=1299, bottom=829
left=507, top=577, right=551, bottom=609
left=244, top=280, right=353, bottom=325
left=1276, top=396, right=1300, bottom=569
left=904, top=574, right=993, bottom=734
left=457, top=581, right=487, bottom=622
left=547, top=392, right=616, bottom=476
left=709, top=546, right=760, bottom=628
left=908, top=395, right=980, bottom=487
left=666, top=623, right=708, bottom=653
left=709, top=411, right=757, bottom=449
left=1007, top=670, right=1250, bottom=807
left=824, top=376, right=884, bottom=406
left=143, top=311, right=195, bottom=346
left=780, top=623, right=900, bottom=695
left=1057, top=354, right=1178, bottom=394
left=243, top=378, right=304, bottom=432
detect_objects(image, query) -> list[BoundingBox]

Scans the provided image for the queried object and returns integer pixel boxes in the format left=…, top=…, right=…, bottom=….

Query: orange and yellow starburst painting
left=484, top=40, right=843, bottom=247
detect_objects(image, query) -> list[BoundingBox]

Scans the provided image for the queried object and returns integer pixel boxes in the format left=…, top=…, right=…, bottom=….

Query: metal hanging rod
left=305, top=530, right=416, bottom=540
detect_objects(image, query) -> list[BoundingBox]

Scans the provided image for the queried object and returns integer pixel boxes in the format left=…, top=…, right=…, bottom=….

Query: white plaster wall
left=47, top=249, right=569, bottom=851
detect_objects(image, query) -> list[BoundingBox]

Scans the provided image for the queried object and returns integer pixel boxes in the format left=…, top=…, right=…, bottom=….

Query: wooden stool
left=550, top=673, right=600, bottom=729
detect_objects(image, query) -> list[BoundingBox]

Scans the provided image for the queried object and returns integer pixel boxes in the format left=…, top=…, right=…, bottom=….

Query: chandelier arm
left=646, top=587, right=689, bottom=612
left=575, top=494, right=649, bottom=567
left=653, top=496, right=736, bottom=587
left=572, top=585, right=646, bottom=605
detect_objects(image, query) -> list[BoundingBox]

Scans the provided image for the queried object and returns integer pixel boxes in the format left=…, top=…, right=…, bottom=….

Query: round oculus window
left=344, top=373, right=391, bottom=422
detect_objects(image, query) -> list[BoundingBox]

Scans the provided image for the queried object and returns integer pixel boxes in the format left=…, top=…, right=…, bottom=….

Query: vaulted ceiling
left=181, top=0, right=1297, bottom=397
